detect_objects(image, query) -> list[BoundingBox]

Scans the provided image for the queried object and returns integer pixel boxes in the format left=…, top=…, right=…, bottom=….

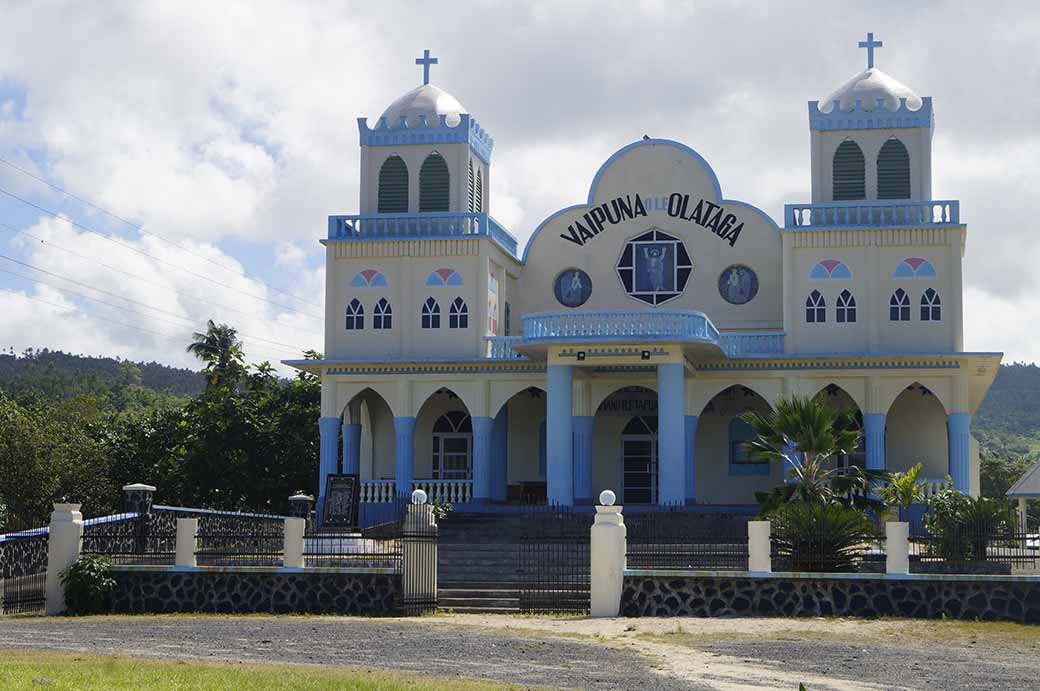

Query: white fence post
left=748, top=520, right=771, bottom=573
left=175, top=518, right=198, bottom=568
left=885, top=521, right=910, bottom=575
left=591, top=490, right=626, bottom=618
left=45, top=503, right=84, bottom=615
left=283, top=517, right=306, bottom=569
left=401, top=491, right=438, bottom=614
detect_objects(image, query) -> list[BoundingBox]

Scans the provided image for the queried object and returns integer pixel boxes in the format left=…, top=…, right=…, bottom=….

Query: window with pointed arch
left=432, top=411, right=473, bottom=480
left=921, top=288, right=942, bottom=321
left=805, top=290, right=826, bottom=323
left=345, top=298, right=364, bottom=330
left=421, top=297, right=441, bottom=329
left=448, top=297, right=469, bottom=329
left=373, top=298, right=392, bottom=330
left=836, top=289, right=857, bottom=323
left=890, top=289, right=911, bottom=321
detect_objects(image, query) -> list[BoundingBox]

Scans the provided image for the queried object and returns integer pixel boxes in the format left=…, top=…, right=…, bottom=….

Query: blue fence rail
left=521, top=310, right=720, bottom=344
left=784, top=200, right=959, bottom=229
left=327, top=212, right=518, bottom=256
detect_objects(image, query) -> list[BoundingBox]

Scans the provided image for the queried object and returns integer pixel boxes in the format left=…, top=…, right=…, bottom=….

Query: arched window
left=345, top=298, right=364, bottom=330
left=467, top=159, right=475, bottom=212
left=836, top=290, right=857, bottom=323
left=449, top=297, right=468, bottom=329
left=419, top=152, right=450, bottom=212
left=877, top=138, right=911, bottom=200
left=432, top=411, right=473, bottom=480
left=832, top=140, right=865, bottom=201
left=377, top=155, right=408, bottom=213
left=921, top=288, right=941, bottom=321
left=729, top=416, right=768, bottom=476
left=421, top=297, right=441, bottom=329
left=475, top=168, right=483, bottom=212
left=373, top=298, right=392, bottom=329
left=890, top=289, right=911, bottom=321
left=805, top=290, right=826, bottom=323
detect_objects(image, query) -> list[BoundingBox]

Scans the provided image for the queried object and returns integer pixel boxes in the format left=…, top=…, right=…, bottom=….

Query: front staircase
left=437, top=512, right=526, bottom=613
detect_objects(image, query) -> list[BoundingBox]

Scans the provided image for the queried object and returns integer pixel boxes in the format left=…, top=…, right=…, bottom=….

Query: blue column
left=342, top=422, right=362, bottom=476
left=318, top=417, right=340, bottom=519
left=684, top=415, right=699, bottom=504
left=657, top=363, right=685, bottom=506
left=394, top=416, right=416, bottom=497
left=491, top=406, right=509, bottom=502
left=546, top=364, right=574, bottom=506
left=573, top=416, right=594, bottom=504
left=948, top=412, right=971, bottom=493
left=472, top=416, right=494, bottom=502
left=863, top=413, right=886, bottom=471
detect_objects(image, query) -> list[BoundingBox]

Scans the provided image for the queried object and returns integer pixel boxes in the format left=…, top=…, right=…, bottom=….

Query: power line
left=0, top=155, right=323, bottom=309
left=0, top=259, right=311, bottom=354
left=0, top=185, right=324, bottom=321
left=0, top=220, right=324, bottom=338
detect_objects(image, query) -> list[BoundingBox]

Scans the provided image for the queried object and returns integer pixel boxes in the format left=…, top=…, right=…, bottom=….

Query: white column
left=885, top=521, right=910, bottom=575
left=175, top=518, right=198, bottom=568
left=45, top=503, right=83, bottom=615
left=590, top=492, right=625, bottom=618
left=1018, top=498, right=1028, bottom=532
left=748, top=520, right=771, bottom=573
left=283, top=517, right=306, bottom=569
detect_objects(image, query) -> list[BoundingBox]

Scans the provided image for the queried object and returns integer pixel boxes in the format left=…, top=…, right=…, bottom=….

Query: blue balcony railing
left=718, top=331, right=784, bottom=357
left=521, top=310, right=721, bottom=345
left=327, top=212, right=518, bottom=256
left=784, top=200, right=959, bottom=229
left=485, top=336, right=526, bottom=360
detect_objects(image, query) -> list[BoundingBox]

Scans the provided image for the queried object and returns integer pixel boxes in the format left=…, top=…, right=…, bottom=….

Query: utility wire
left=0, top=220, right=324, bottom=338
left=0, top=155, right=323, bottom=309
left=0, top=185, right=324, bottom=321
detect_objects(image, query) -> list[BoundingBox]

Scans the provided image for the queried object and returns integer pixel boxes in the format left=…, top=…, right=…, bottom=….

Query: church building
left=286, top=38, right=1001, bottom=515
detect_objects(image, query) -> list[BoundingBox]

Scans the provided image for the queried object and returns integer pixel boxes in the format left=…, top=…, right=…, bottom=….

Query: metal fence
left=626, top=510, right=750, bottom=571
left=910, top=518, right=1038, bottom=574
left=0, top=516, right=48, bottom=615
left=516, top=506, right=591, bottom=614
left=770, top=518, right=885, bottom=573
left=82, top=512, right=176, bottom=565
left=192, top=509, right=287, bottom=567
left=401, top=504, right=438, bottom=615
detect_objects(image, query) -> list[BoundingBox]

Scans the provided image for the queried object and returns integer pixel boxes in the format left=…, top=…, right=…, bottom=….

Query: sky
left=0, top=1, right=1037, bottom=373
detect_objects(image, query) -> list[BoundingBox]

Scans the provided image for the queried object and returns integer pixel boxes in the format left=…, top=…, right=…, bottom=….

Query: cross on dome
left=415, top=49, right=438, bottom=85
left=858, top=32, right=883, bottom=69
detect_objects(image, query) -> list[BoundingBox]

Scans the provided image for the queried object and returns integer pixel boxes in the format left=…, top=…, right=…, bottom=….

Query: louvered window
left=475, top=168, right=483, bottom=213
left=877, top=139, right=911, bottom=199
left=419, top=153, right=450, bottom=212
left=921, top=288, right=941, bottom=321
left=345, top=299, right=364, bottom=330
left=467, top=159, right=475, bottom=212
left=836, top=290, right=857, bottom=323
left=373, top=298, right=392, bottom=330
left=806, top=290, right=826, bottom=323
left=421, top=297, right=441, bottom=329
left=890, top=289, right=911, bottom=321
left=832, top=140, right=865, bottom=201
left=377, top=155, right=408, bottom=213
left=449, top=297, right=468, bottom=329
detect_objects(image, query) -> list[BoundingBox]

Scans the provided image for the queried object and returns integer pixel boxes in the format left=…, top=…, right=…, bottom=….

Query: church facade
left=287, top=39, right=1001, bottom=513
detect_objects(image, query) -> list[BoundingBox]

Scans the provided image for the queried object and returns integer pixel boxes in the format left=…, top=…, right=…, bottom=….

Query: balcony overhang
left=323, top=212, right=518, bottom=258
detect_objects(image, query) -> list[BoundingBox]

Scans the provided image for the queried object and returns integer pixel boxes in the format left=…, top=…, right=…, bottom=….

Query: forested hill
left=974, top=362, right=1040, bottom=458
left=0, top=349, right=204, bottom=400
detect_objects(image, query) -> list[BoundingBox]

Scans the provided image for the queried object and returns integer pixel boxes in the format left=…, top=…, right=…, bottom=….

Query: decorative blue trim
left=520, top=138, right=781, bottom=264
left=357, top=113, right=494, bottom=164
left=785, top=200, right=959, bottom=229
left=808, top=96, right=933, bottom=131
left=326, top=211, right=517, bottom=257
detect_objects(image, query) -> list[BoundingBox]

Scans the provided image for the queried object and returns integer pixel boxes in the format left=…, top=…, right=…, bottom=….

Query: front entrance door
left=621, top=416, right=658, bottom=504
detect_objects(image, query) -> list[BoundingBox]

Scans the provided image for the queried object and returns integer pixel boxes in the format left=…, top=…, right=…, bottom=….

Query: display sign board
left=322, top=474, right=360, bottom=530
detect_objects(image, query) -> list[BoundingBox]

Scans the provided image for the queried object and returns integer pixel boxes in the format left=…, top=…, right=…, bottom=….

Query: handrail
left=521, top=310, right=720, bottom=343
left=784, top=200, right=960, bottom=229
left=327, top=211, right=518, bottom=256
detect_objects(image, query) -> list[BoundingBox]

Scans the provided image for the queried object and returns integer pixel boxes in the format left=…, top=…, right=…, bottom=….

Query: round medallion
left=615, top=228, right=693, bottom=306
left=553, top=268, right=592, bottom=308
left=718, top=265, right=758, bottom=305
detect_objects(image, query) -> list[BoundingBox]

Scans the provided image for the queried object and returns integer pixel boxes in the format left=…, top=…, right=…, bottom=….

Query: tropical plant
left=923, top=489, right=1017, bottom=562
left=770, top=502, right=877, bottom=572
left=741, top=394, right=889, bottom=512
left=879, top=463, right=926, bottom=520
left=60, top=553, right=116, bottom=615
left=186, top=320, right=246, bottom=388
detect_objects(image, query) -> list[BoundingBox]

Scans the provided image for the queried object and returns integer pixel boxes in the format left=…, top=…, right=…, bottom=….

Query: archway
left=695, top=385, right=775, bottom=505
left=493, top=386, right=547, bottom=503
left=886, top=383, right=948, bottom=479
left=593, top=386, right=658, bottom=505
left=811, top=383, right=866, bottom=472
left=415, top=388, right=473, bottom=482
left=341, top=388, right=395, bottom=483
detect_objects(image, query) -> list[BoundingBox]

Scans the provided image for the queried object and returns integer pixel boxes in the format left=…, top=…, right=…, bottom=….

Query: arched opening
left=415, top=388, right=472, bottom=484
left=811, top=384, right=865, bottom=472
left=419, top=152, right=450, bottom=212
left=492, top=386, right=547, bottom=503
left=341, top=388, right=396, bottom=484
left=696, top=385, right=775, bottom=505
left=593, top=386, right=659, bottom=505
left=877, top=138, right=911, bottom=200
left=377, top=155, right=409, bottom=213
left=886, top=383, right=948, bottom=479
left=832, top=139, right=866, bottom=201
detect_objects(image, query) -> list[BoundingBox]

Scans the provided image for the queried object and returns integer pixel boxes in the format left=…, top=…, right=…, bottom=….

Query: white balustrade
left=360, top=480, right=397, bottom=503
left=718, top=331, right=784, bottom=357
left=521, top=310, right=719, bottom=343
left=921, top=477, right=951, bottom=498
left=784, top=200, right=959, bottom=229
left=412, top=480, right=472, bottom=505
left=484, top=336, right=525, bottom=360
left=327, top=212, right=518, bottom=255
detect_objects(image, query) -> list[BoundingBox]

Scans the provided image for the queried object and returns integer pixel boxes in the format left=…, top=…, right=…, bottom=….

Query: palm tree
left=186, top=320, right=245, bottom=387
left=740, top=394, right=889, bottom=512
left=879, top=463, right=926, bottom=521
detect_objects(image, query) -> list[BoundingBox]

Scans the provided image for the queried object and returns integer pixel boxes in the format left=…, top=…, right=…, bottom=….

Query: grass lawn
left=0, top=650, right=526, bottom=690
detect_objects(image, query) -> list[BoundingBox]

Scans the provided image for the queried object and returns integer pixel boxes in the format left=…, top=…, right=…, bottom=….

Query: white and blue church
left=287, top=38, right=1000, bottom=516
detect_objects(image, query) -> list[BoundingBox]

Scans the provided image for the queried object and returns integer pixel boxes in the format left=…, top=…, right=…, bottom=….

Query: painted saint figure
left=643, top=246, right=667, bottom=291
left=726, top=267, right=744, bottom=303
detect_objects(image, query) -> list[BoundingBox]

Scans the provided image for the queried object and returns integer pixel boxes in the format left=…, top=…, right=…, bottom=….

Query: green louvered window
left=832, top=140, right=865, bottom=201
left=467, top=159, right=475, bottom=211
left=377, top=155, right=408, bottom=213
left=419, top=153, right=450, bottom=212
left=475, top=168, right=483, bottom=213
left=877, top=139, right=911, bottom=199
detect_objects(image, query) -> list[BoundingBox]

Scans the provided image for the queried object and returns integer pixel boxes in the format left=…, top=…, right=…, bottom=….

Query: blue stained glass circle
left=718, top=265, right=758, bottom=305
left=554, top=268, right=592, bottom=308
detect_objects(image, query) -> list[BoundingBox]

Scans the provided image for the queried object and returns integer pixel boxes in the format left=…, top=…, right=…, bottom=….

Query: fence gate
left=401, top=504, right=438, bottom=615
left=516, top=507, right=590, bottom=614
left=0, top=520, right=49, bottom=616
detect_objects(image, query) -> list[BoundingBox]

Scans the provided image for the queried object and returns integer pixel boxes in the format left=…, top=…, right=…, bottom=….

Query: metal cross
left=415, top=49, right=438, bottom=85
left=858, top=32, right=883, bottom=69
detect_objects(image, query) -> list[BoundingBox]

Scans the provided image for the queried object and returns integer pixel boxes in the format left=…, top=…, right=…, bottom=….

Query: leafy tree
left=186, top=320, right=246, bottom=388
left=879, top=463, right=926, bottom=520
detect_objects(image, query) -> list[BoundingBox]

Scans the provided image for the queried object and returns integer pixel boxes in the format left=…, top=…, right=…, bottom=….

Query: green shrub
left=923, top=490, right=1017, bottom=562
left=770, top=503, right=876, bottom=572
left=59, top=553, right=116, bottom=615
